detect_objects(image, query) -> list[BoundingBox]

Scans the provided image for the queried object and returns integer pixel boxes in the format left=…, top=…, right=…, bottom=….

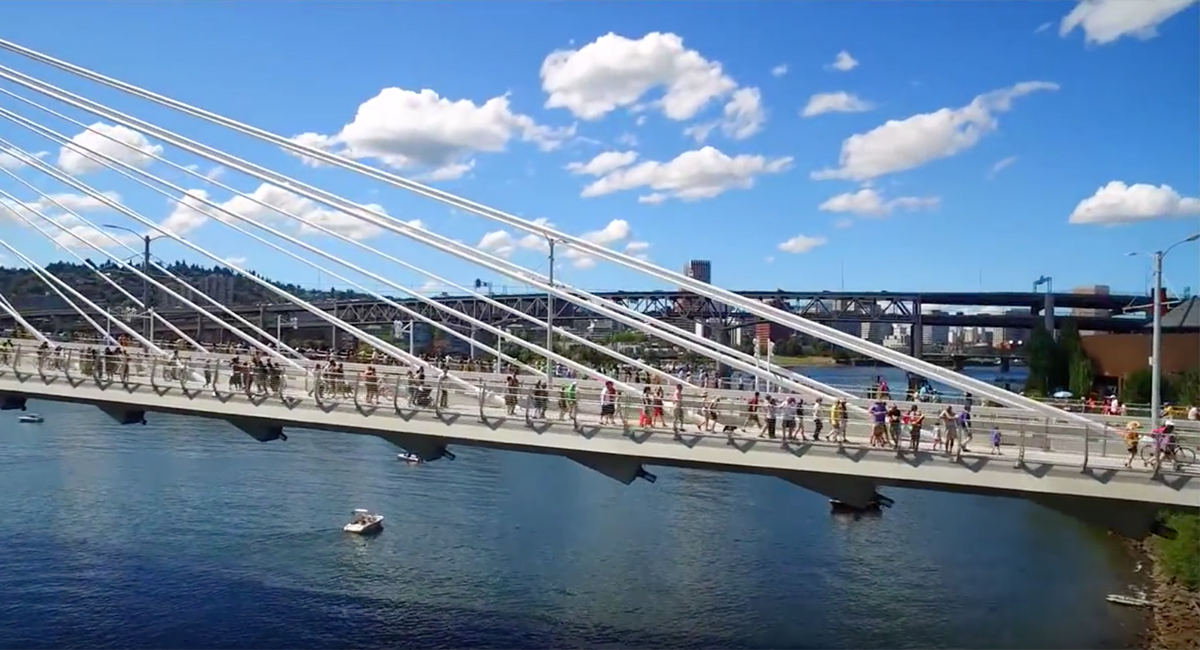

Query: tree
left=1024, top=324, right=1056, bottom=395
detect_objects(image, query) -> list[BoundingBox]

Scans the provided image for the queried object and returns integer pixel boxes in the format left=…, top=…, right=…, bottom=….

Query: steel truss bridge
left=9, top=290, right=1152, bottom=334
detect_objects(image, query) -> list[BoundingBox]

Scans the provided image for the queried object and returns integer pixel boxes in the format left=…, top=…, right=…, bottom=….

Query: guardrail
left=1, top=343, right=1196, bottom=478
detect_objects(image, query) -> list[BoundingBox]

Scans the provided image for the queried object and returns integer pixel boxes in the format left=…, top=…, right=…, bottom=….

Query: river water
left=0, top=366, right=1146, bottom=649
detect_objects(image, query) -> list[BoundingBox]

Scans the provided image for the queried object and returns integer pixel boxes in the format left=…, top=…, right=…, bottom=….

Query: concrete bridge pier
left=565, top=451, right=656, bottom=484
left=0, top=392, right=28, bottom=411
left=97, top=404, right=147, bottom=425
left=229, top=418, right=287, bottom=442
left=373, top=432, right=456, bottom=462
left=780, top=472, right=888, bottom=509
left=910, top=297, right=923, bottom=360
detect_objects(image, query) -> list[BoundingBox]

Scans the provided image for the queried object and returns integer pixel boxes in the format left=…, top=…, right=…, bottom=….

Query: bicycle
left=1140, top=442, right=1198, bottom=468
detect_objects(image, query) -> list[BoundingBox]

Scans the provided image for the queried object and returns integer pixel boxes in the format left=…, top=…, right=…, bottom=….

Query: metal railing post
left=1082, top=425, right=1090, bottom=471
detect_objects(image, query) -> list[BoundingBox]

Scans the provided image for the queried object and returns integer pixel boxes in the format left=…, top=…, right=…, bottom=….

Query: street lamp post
left=102, top=224, right=164, bottom=340
left=545, top=237, right=561, bottom=384
left=1132, top=233, right=1200, bottom=431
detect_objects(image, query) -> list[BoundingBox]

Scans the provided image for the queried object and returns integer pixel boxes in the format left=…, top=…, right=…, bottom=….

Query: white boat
left=343, top=509, right=384, bottom=534
left=397, top=452, right=424, bottom=464
left=17, top=414, right=44, bottom=424
left=1106, top=593, right=1153, bottom=608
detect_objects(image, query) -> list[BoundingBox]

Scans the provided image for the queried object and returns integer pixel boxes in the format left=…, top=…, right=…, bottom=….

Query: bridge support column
left=710, top=326, right=732, bottom=381
left=1030, top=494, right=1175, bottom=540
left=373, top=433, right=455, bottom=462
left=0, top=393, right=28, bottom=411
left=910, top=298, right=923, bottom=359
left=780, top=472, right=890, bottom=509
left=565, top=451, right=656, bottom=484
left=97, top=405, right=147, bottom=425
left=229, top=418, right=287, bottom=442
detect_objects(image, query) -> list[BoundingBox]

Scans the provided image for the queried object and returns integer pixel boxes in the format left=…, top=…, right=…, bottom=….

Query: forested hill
left=0, top=260, right=373, bottom=310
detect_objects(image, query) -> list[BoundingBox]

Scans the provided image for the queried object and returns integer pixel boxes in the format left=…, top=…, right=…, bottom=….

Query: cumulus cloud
left=801, top=92, right=874, bottom=118
left=579, top=146, right=792, bottom=203
left=476, top=218, right=640, bottom=270
left=58, top=123, right=163, bottom=175
left=829, top=51, right=859, bottom=72
left=771, top=64, right=789, bottom=78
left=778, top=234, right=828, bottom=254
left=1067, top=181, right=1200, bottom=225
left=989, top=156, right=1018, bottom=179
left=812, top=81, right=1058, bottom=182
left=818, top=188, right=940, bottom=217
left=287, top=88, right=574, bottom=180
left=1059, top=0, right=1197, bottom=45
left=566, top=151, right=639, bottom=176
left=539, top=32, right=765, bottom=141
left=0, top=148, right=48, bottom=171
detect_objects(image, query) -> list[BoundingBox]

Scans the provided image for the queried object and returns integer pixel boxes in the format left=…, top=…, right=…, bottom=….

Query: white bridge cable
left=0, top=80, right=848, bottom=406
left=0, top=142, right=308, bottom=372
left=0, top=101, right=696, bottom=391
left=0, top=173, right=208, bottom=353
left=0, top=243, right=113, bottom=344
left=0, top=60, right=855, bottom=401
left=0, top=139, right=486, bottom=397
left=0, top=44, right=1083, bottom=422
left=0, top=291, right=50, bottom=344
left=0, top=120, right=639, bottom=393
left=0, top=157, right=313, bottom=369
left=0, top=234, right=162, bottom=354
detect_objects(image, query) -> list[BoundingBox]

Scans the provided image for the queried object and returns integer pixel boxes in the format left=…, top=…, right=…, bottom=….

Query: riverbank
left=1128, top=515, right=1200, bottom=650
left=772, top=354, right=839, bottom=367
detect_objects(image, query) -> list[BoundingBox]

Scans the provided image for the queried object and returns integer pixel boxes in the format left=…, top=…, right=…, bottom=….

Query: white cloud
left=686, top=87, right=766, bottom=143
left=0, top=191, right=121, bottom=224
left=566, top=150, right=639, bottom=176
left=0, top=148, right=48, bottom=171
left=224, top=256, right=247, bottom=267
left=579, top=146, right=792, bottom=203
left=540, top=32, right=737, bottom=121
left=563, top=219, right=633, bottom=269
left=801, top=92, right=873, bottom=118
left=1067, top=181, right=1200, bottom=225
left=517, top=218, right=557, bottom=251
left=832, top=217, right=854, bottom=229
left=771, top=64, right=789, bottom=78
left=57, top=123, right=164, bottom=175
left=812, top=81, right=1058, bottom=182
left=624, top=239, right=651, bottom=260
left=50, top=223, right=140, bottom=250
left=207, top=183, right=400, bottom=240
left=989, top=155, right=1018, bottom=179
left=158, top=189, right=213, bottom=236
left=778, top=234, right=828, bottom=254
left=477, top=230, right=516, bottom=258
left=1059, top=0, right=1197, bottom=45
left=829, top=51, right=859, bottom=72
left=288, top=88, right=574, bottom=180
left=818, top=188, right=940, bottom=217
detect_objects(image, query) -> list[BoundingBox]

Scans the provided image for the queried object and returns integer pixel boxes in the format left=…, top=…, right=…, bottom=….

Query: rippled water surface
left=0, top=366, right=1144, bottom=649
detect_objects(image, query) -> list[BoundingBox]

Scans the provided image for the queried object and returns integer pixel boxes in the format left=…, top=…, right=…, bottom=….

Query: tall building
left=683, top=260, right=712, bottom=284
left=922, top=310, right=950, bottom=347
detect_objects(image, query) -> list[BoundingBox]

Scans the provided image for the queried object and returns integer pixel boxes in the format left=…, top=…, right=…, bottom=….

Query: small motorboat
left=397, top=452, right=424, bottom=464
left=343, top=509, right=384, bottom=535
left=17, top=414, right=44, bottom=424
left=1106, top=593, right=1153, bottom=608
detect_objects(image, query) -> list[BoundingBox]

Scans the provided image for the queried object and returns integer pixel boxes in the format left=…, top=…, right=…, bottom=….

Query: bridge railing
left=1, top=343, right=1196, bottom=477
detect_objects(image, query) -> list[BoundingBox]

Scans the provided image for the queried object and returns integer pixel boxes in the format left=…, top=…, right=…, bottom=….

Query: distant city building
left=922, top=310, right=950, bottom=347
left=683, top=260, right=712, bottom=284
left=859, top=321, right=888, bottom=344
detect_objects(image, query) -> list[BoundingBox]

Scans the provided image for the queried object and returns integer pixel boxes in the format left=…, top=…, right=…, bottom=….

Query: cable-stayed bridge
left=0, top=40, right=1193, bottom=540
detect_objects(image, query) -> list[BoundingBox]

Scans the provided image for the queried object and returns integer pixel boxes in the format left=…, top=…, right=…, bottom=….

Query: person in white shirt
left=1188, top=405, right=1199, bottom=421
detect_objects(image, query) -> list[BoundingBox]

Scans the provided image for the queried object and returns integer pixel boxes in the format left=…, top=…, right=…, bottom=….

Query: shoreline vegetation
left=1133, top=512, right=1199, bottom=650
left=765, top=354, right=840, bottom=367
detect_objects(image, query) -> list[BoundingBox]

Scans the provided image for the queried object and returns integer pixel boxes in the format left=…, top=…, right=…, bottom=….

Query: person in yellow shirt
left=1123, top=421, right=1142, bottom=468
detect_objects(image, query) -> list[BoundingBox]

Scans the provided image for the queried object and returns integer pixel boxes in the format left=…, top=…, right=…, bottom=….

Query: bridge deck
left=1, top=345, right=1195, bottom=518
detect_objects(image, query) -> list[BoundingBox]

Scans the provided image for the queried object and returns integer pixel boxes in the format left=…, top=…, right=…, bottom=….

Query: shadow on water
left=0, top=398, right=1147, bottom=649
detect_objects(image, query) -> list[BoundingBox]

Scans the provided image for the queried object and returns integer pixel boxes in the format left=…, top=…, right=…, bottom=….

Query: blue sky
left=0, top=0, right=1197, bottom=301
